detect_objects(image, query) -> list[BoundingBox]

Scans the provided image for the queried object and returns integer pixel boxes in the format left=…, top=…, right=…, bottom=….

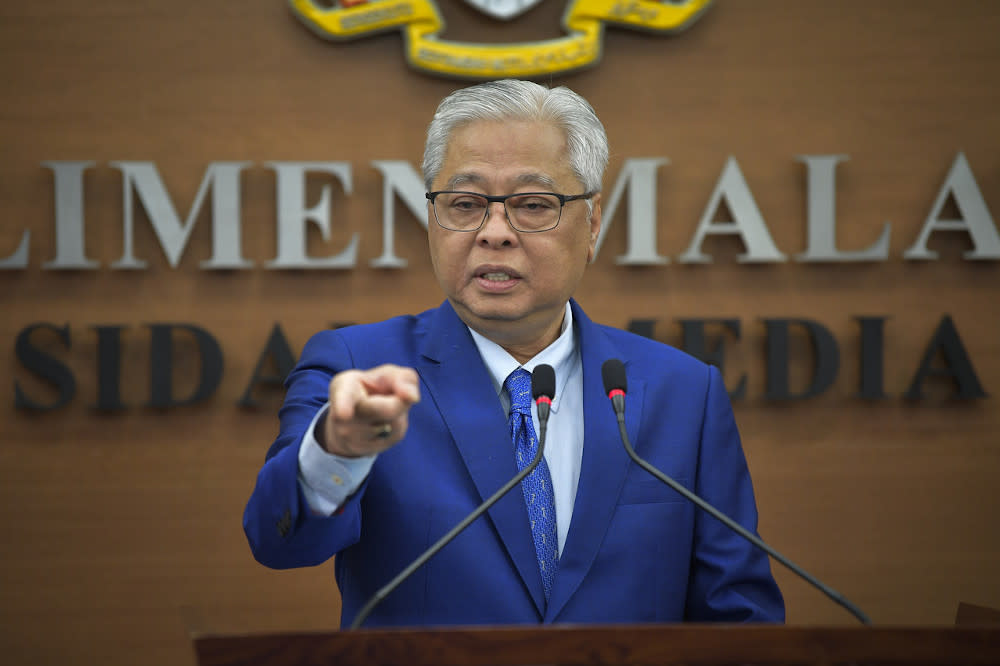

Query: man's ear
left=586, top=193, right=602, bottom=263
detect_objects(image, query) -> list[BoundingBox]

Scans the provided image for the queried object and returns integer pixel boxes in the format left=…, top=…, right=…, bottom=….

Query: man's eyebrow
left=443, top=172, right=559, bottom=190
left=515, top=173, right=558, bottom=190
left=445, top=174, right=485, bottom=189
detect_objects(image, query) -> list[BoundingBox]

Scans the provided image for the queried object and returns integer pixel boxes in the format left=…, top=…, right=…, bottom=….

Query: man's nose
left=477, top=201, right=517, bottom=244
left=482, top=201, right=511, bottom=229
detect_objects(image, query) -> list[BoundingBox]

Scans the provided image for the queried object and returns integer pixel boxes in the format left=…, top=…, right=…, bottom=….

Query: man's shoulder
left=595, top=323, right=705, bottom=367
left=578, top=314, right=714, bottom=391
left=330, top=310, right=430, bottom=340
left=300, top=305, right=441, bottom=364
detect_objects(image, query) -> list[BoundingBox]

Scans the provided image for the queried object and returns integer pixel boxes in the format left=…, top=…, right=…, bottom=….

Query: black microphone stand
left=350, top=367, right=555, bottom=629
left=605, top=371, right=872, bottom=626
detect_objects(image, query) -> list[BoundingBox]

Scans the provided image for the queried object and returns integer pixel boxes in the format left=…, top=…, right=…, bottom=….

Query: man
left=244, top=79, right=784, bottom=627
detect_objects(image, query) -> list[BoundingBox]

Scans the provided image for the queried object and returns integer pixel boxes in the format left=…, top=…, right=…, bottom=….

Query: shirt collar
left=467, top=302, right=576, bottom=413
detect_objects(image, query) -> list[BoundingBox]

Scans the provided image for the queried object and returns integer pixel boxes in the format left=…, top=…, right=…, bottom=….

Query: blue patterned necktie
left=504, top=368, right=559, bottom=601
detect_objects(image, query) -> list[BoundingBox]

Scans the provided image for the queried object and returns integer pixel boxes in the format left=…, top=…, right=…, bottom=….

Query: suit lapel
left=416, top=302, right=547, bottom=616
left=545, top=302, right=645, bottom=622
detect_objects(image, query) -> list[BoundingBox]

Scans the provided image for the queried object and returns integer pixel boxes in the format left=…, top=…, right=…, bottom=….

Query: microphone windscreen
left=531, top=364, right=556, bottom=401
left=601, top=359, right=628, bottom=395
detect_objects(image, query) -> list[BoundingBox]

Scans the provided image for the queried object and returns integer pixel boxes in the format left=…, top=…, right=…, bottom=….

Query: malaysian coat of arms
left=288, top=0, right=713, bottom=79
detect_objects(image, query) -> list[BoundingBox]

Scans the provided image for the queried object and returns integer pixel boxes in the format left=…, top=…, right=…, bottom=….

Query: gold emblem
left=288, top=0, right=713, bottom=79
left=463, top=0, right=544, bottom=22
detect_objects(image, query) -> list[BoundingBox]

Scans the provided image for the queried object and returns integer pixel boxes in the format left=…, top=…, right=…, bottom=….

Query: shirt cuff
left=297, top=404, right=377, bottom=516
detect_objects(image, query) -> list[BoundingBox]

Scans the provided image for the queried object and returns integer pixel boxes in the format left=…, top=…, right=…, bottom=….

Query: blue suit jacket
left=243, top=300, right=784, bottom=627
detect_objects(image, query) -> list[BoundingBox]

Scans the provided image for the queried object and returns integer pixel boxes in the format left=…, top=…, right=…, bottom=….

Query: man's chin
left=458, top=303, right=524, bottom=323
left=447, top=295, right=531, bottom=324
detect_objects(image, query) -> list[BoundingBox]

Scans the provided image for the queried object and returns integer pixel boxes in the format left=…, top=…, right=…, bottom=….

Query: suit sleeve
left=684, top=365, right=786, bottom=622
left=242, top=330, right=370, bottom=569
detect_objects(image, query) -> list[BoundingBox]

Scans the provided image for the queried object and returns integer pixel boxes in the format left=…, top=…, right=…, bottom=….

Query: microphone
left=349, top=363, right=557, bottom=629
left=532, top=363, right=555, bottom=428
left=600, top=358, right=872, bottom=626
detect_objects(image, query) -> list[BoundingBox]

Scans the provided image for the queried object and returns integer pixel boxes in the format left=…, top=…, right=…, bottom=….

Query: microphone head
left=601, top=359, right=627, bottom=396
left=531, top=364, right=556, bottom=401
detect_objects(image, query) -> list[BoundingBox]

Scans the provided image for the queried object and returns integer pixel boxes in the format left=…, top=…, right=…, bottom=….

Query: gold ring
left=372, top=422, right=393, bottom=440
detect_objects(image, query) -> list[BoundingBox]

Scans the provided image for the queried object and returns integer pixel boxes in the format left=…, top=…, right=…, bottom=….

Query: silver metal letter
left=369, top=160, right=428, bottom=269
left=903, top=152, right=1000, bottom=260
left=110, top=161, right=253, bottom=269
left=593, top=158, right=669, bottom=265
left=0, top=230, right=29, bottom=269
left=266, top=162, right=358, bottom=269
left=41, top=161, right=99, bottom=269
left=795, top=155, right=890, bottom=262
left=679, top=157, right=786, bottom=263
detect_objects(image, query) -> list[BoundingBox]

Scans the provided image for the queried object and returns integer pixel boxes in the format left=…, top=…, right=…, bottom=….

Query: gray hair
left=422, top=79, right=609, bottom=195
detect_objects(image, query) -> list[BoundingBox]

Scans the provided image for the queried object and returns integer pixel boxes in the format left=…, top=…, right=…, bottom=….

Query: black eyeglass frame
left=425, top=190, right=596, bottom=233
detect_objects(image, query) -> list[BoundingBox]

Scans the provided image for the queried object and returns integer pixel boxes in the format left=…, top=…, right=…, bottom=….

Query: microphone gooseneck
left=599, top=359, right=872, bottom=626
left=349, top=363, right=557, bottom=630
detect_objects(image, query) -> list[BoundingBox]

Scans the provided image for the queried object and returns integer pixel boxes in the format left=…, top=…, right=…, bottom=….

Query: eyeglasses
left=425, top=190, right=595, bottom=233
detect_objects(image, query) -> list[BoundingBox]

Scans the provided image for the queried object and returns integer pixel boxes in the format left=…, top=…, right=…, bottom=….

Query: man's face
left=428, top=119, right=602, bottom=349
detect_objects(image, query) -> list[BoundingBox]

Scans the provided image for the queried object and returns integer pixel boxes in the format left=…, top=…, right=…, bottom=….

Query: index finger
left=329, top=369, right=369, bottom=422
left=359, top=365, right=420, bottom=405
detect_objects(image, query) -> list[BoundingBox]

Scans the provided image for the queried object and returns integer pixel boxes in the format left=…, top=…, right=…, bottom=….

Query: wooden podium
left=193, top=624, right=1000, bottom=665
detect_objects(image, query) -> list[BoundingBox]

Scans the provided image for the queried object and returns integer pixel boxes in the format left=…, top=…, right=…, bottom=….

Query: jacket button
left=276, top=509, right=292, bottom=537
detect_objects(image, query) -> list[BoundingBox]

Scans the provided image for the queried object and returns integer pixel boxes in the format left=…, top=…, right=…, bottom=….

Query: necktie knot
left=504, top=368, right=534, bottom=415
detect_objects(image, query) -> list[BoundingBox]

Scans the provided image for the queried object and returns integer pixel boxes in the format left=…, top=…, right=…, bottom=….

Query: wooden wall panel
left=1, top=1, right=998, bottom=664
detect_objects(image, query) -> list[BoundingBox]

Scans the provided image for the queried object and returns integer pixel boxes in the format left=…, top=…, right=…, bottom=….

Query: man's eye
left=512, top=197, right=557, bottom=211
left=451, top=198, right=486, bottom=211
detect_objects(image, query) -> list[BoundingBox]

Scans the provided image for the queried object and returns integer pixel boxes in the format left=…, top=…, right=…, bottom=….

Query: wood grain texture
left=193, top=625, right=1000, bottom=666
left=1, top=1, right=998, bottom=664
